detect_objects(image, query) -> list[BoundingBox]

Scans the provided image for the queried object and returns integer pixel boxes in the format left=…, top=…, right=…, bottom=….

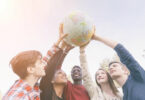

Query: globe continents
left=63, top=11, right=94, bottom=46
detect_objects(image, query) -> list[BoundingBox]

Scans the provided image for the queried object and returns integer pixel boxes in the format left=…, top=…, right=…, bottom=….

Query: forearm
left=80, top=48, right=95, bottom=84
left=115, top=44, right=145, bottom=81
left=114, top=44, right=140, bottom=68
left=40, top=49, right=63, bottom=90
left=80, top=48, right=99, bottom=97
left=43, top=44, right=61, bottom=63
left=56, top=51, right=67, bottom=69
left=93, top=35, right=118, bottom=49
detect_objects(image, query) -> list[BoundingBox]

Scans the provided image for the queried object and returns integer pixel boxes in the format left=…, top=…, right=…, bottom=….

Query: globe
left=63, top=11, right=94, bottom=46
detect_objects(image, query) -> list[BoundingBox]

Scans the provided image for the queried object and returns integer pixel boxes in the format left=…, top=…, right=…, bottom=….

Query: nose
left=98, top=75, right=101, bottom=78
left=43, top=60, right=47, bottom=66
left=109, top=65, right=114, bottom=70
left=74, top=70, right=79, bottom=73
left=109, top=66, right=114, bottom=73
left=97, top=74, right=102, bottom=78
left=63, top=74, right=66, bottom=78
left=75, top=70, right=78, bottom=73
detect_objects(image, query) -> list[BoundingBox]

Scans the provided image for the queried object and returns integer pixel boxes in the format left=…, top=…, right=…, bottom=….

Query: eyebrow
left=109, top=62, right=120, bottom=67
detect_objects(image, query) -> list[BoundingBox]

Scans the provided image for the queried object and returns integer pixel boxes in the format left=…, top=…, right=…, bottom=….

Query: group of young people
left=2, top=24, right=145, bottom=100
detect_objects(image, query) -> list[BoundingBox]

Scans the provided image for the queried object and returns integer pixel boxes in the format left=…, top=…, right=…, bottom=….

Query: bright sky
left=0, top=0, right=145, bottom=96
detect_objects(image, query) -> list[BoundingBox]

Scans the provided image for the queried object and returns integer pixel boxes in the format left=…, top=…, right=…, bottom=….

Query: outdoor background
left=0, top=0, right=145, bottom=97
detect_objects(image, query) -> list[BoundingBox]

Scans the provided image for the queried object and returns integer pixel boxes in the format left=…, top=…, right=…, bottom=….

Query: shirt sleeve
left=40, top=46, right=66, bottom=99
left=43, top=45, right=67, bottom=69
left=114, top=44, right=145, bottom=82
left=79, top=48, right=103, bottom=99
left=43, top=45, right=60, bottom=62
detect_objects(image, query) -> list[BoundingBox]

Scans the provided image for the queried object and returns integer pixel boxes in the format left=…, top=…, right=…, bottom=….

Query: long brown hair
left=40, top=49, right=67, bottom=100
left=95, top=68, right=119, bottom=96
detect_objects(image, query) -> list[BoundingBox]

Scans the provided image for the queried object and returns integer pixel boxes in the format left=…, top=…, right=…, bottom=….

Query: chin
left=73, top=78, right=81, bottom=81
left=60, top=82, right=67, bottom=85
left=98, top=81, right=106, bottom=84
left=110, top=74, right=115, bottom=78
left=111, top=74, right=119, bottom=79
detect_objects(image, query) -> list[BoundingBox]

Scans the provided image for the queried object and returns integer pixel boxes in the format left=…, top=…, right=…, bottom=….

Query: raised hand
left=59, top=23, right=74, bottom=52
left=55, top=23, right=68, bottom=47
left=63, top=42, right=74, bottom=54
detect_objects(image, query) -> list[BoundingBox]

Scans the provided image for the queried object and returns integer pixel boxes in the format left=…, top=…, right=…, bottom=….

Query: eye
left=112, top=64, right=116, bottom=67
left=96, top=73, right=99, bottom=76
left=77, top=70, right=80, bottom=72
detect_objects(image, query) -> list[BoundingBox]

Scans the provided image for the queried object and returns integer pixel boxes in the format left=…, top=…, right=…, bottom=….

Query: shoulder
left=3, top=89, right=29, bottom=100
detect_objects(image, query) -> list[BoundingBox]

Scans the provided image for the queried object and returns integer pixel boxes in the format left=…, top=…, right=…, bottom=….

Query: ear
left=124, top=69, right=129, bottom=75
left=27, top=66, right=35, bottom=74
left=122, top=66, right=129, bottom=75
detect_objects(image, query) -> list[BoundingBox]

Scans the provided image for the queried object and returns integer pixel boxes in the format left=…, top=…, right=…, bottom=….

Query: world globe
left=63, top=11, right=94, bottom=46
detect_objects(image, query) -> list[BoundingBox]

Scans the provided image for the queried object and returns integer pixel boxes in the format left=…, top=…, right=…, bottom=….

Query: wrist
left=80, top=48, right=85, bottom=53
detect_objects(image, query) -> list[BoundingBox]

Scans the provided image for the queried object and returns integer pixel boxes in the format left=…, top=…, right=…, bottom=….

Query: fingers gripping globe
left=63, top=11, right=94, bottom=46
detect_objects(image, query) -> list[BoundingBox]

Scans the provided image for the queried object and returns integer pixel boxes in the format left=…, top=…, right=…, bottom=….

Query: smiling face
left=71, top=66, right=82, bottom=81
left=96, top=69, right=108, bottom=84
left=52, top=69, right=67, bottom=85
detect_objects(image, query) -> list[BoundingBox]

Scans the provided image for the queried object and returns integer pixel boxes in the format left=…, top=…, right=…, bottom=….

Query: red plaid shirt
left=3, top=45, right=60, bottom=100
left=3, top=79, right=40, bottom=100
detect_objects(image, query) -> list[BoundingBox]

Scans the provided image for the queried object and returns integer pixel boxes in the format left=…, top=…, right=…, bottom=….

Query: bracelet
left=80, top=50, right=85, bottom=53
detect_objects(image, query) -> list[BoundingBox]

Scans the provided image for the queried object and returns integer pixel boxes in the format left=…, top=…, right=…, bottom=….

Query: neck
left=23, top=75, right=39, bottom=87
left=73, top=80, right=82, bottom=85
left=115, top=75, right=128, bottom=87
left=53, top=84, right=65, bottom=98
left=100, top=82, right=113, bottom=94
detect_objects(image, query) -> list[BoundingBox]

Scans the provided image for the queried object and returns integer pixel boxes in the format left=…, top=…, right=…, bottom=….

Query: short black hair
left=71, top=65, right=81, bottom=73
left=72, top=65, right=81, bottom=69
